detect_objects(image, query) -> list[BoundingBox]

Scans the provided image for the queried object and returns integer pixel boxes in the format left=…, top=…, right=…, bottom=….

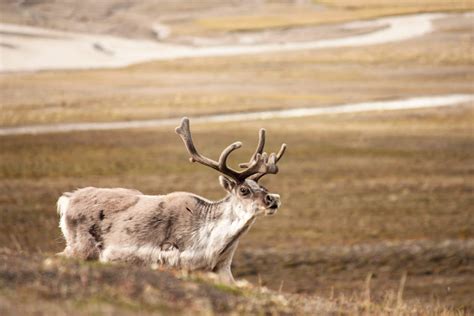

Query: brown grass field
left=0, top=1, right=473, bottom=315
left=1, top=106, right=473, bottom=314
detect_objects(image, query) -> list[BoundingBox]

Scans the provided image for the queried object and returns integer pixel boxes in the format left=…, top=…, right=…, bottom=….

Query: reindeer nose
left=265, top=194, right=280, bottom=208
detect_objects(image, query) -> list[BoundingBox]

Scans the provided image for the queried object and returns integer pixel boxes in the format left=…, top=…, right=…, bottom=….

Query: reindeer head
left=176, top=118, right=286, bottom=216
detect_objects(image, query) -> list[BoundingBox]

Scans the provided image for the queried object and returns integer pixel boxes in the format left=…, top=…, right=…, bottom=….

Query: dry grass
left=1, top=12, right=472, bottom=127
left=2, top=106, right=473, bottom=247
left=1, top=105, right=473, bottom=311
left=0, top=250, right=466, bottom=315
left=195, top=0, right=473, bottom=32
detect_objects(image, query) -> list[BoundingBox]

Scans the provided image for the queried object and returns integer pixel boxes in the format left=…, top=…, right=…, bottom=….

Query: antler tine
left=239, top=128, right=266, bottom=168
left=175, top=117, right=241, bottom=180
left=175, top=117, right=220, bottom=170
left=219, top=142, right=242, bottom=169
left=275, top=143, right=287, bottom=162
left=248, top=143, right=287, bottom=182
left=238, top=152, right=273, bottom=180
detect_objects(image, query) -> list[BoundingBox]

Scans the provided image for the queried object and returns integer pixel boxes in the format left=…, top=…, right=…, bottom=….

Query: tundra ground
left=1, top=105, right=473, bottom=312
left=0, top=1, right=473, bottom=314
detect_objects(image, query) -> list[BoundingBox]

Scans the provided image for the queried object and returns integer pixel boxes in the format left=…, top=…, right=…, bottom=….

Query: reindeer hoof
left=235, top=279, right=253, bottom=288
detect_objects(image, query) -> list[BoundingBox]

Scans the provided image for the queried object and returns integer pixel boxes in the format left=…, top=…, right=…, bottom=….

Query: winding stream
left=0, top=13, right=465, bottom=72
left=1, top=94, right=471, bottom=136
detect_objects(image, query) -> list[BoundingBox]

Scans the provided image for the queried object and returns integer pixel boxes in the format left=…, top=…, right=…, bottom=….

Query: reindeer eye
left=239, top=187, right=250, bottom=196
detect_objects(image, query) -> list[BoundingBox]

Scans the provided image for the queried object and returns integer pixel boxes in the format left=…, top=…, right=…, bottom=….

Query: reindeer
left=57, top=117, right=286, bottom=284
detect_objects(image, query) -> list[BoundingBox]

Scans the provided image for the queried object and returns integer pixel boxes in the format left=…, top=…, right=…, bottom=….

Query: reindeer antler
left=246, top=143, right=286, bottom=182
left=237, top=128, right=287, bottom=181
left=175, top=117, right=286, bottom=182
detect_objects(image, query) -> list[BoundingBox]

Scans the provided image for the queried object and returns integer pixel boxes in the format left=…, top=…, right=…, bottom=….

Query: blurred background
left=0, top=0, right=473, bottom=314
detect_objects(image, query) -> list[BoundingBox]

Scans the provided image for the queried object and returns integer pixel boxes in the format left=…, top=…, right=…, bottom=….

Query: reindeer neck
left=193, top=194, right=255, bottom=266
left=196, top=194, right=252, bottom=223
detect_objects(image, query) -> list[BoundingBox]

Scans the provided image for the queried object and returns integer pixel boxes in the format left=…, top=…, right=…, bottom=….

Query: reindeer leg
left=216, top=264, right=235, bottom=285
left=213, top=241, right=240, bottom=285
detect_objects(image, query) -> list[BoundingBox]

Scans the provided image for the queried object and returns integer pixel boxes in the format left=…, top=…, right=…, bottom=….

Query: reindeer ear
left=219, top=176, right=236, bottom=192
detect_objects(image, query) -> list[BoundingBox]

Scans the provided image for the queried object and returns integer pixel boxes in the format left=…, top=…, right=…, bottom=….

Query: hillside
left=0, top=249, right=463, bottom=315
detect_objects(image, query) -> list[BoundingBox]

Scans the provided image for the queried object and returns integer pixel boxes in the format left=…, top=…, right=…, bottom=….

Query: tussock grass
left=0, top=251, right=466, bottom=315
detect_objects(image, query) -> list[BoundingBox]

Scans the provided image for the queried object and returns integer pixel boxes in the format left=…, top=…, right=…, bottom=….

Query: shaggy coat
left=57, top=177, right=277, bottom=283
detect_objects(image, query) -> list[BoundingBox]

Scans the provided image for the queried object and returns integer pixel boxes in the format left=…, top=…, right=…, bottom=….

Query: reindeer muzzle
left=264, top=194, right=281, bottom=215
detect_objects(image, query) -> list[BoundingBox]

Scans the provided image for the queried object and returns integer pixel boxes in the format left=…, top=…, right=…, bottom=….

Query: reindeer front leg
left=212, top=241, right=239, bottom=285
left=216, top=264, right=235, bottom=284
